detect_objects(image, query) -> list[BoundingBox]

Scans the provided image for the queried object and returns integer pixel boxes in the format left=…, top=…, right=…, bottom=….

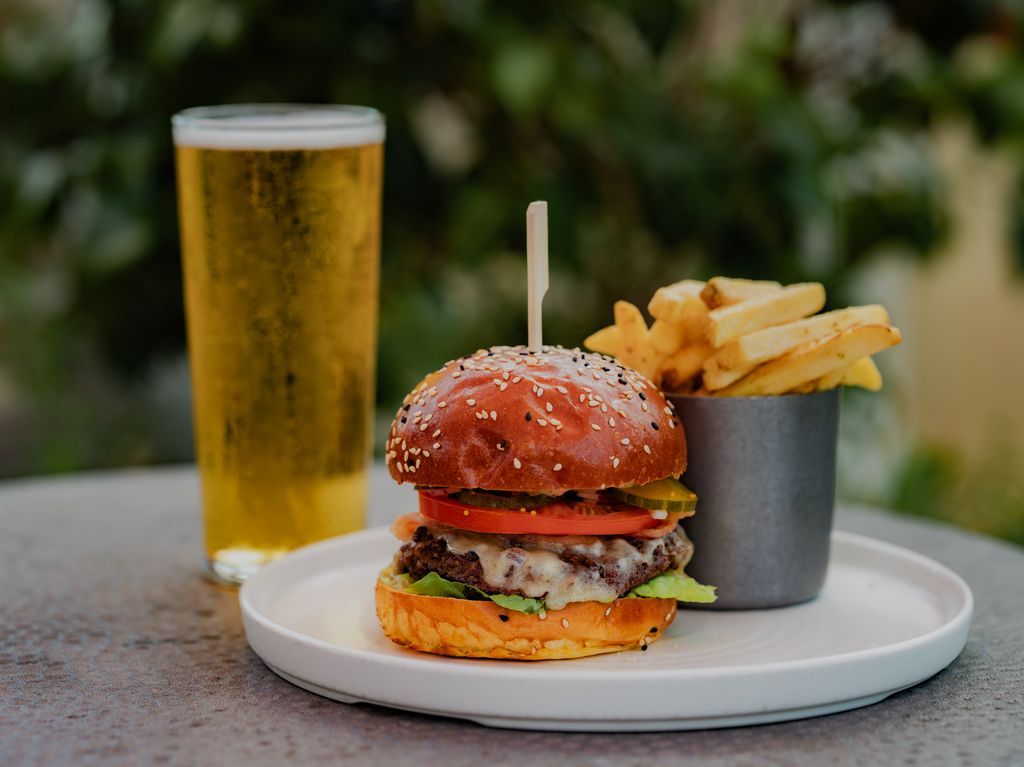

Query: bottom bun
left=375, top=577, right=678, bottom=661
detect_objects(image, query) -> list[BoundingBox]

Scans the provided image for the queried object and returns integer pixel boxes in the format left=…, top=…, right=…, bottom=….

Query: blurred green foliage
left=1, top=1, right=1023, bottom=539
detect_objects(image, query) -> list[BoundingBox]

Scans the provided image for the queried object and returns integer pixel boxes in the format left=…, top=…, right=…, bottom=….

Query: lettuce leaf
left=626, top=571, right=717, bottom=603
left=404, top=571, right=547, bottom=615
left=387, top=567, right=717, bottom=614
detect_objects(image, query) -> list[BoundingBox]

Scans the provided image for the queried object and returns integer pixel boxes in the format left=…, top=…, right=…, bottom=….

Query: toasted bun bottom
left=375, top=578, right=677, bottom=660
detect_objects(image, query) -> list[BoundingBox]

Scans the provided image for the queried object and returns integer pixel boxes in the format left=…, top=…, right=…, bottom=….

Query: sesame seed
left=537, top=387, right=544, bottom=397
left=475, top=412, right=484, bottom=420
left=433, top=442, right=441, bottom=449
left=537, top=419, right=548, bottom=427
left=561, top=618, right=570, bottom=628
left=513, top=458, right=522, bottom=469
left=591, top=424, right=601, bottom=431
left=512, top=376, right=522, bottom=383
left=397, top=463, right=405, bottom=473
left=530, top=510, right=537, bottom=516
left=419, top=423, right=428, bottom=431
left=422, top=451, right=430, bottom=457
left=490, top=410, right=497, bottom=420
left=556, top=386, right=568, bottom=394
left=554, top=463, right=562, bottom=471
left=415, top=459, right=421, bottom=469
left=549, top=417, right=561, bottom=426
left=545, top=402, right=553, bottom=413
left=612, top=457, right=620, bottom=468
left=668, top=420, right=676, bottom=429
left=621, top=438, right=630, bottom=445
left=452, top=371, right=462, bottom=378
left=499, top=382, right=508, bottom=391
left=538, top=612, right=547, bottom=620
left=665, top=611, right=673, bottom=622
left=412, top=415, right=422, bottom=424
left=641, top=402, right=648, bottom=412
left=438, top=401, right=447, bottom=408
left=432, top=429, right=441, bottom=437
left=463, top=509, right=469, bottom=516
left=579, top=393, right=586, bottom=403
left=664, top=406, right=672, bottom=415
left=601, top=404, right=608, bottom=413
left=605, top=606, right=613, bottom=617
left=423, top=413, right=432, bottom=422
left=643, top=444, right=651, bottom=454
left=588, top=401, right=599, bottom=408
left=466, top=399, right=475, bottom=406
left=503, top=371, right=510, bottom=380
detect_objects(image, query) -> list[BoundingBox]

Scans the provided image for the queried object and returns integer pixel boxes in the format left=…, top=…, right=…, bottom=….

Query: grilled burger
left=375, top=345, right=715, bottom=660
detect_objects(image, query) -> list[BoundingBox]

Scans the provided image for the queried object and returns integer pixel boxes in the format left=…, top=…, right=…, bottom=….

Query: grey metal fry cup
left=669, top=389, right=841, bottom=609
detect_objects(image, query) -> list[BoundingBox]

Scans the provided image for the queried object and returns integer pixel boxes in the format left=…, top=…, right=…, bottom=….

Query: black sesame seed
left=638, top=392, right=646, bottom=401
left=525, top=413, right=532, bottom=421
left=650, top=627, right=658, bottom=633
left=602, top=366, right=610, bottom=372
left=650, top=422, right=659, bottom=431
left=406, top=458, right=414, bottom=467
left=499, top=614, right=509, bottom=622
left=401, top=417, right=408, bottom=424
left=640, top=644, right=648, bottom=651
left=618, top=377, right=627, bottom=385
left=497, top=440, right=508, bottom=450
left=403, top=404, right=411, bottom=411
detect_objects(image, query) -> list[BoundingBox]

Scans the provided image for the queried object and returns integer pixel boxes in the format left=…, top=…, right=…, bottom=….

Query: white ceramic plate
left=240, top=528, right=972, bottom=732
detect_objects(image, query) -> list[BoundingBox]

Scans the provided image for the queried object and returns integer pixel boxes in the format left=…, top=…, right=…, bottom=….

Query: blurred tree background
left=1, top=0, right=1022, bottom=543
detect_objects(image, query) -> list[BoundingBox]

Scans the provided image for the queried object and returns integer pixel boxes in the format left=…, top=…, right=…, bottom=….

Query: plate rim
left=239, top=527, right=974, bottom=682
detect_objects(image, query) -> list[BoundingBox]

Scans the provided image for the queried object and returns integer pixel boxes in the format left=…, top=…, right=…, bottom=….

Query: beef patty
left=396, top=523, right=693, bottom=601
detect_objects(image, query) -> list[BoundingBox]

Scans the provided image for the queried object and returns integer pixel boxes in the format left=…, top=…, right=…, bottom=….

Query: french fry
left=700, top=277, right=782, bottom=308
left=842, top=356, right=883, bottom=391
left=648, top=319, right=687, bottom=356
left=702, top=355, right=757, bottom=392
left=583, top=324, right=624, bottom=358
left=648, top=280, right=705, bottom=322
left=705, top=304, right=890, bottom=383
left=706, top=282, right=826, bottom=348
left=716, top=324, right=902, bottom=397
left=816, top=356, right=883, bottom=392
left=614, top=301, right=660, bottom=382
left=660, top=342, right=714, bottom=392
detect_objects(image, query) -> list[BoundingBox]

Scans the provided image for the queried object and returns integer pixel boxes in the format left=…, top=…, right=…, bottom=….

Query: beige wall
left=905, top=122, right=1024, bottom=468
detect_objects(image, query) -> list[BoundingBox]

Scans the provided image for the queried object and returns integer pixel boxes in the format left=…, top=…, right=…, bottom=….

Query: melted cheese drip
left=427, top=525, right=687, bottom=610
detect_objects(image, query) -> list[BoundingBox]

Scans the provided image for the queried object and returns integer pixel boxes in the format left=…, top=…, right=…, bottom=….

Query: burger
left=375, top=345, right=715, bottom=660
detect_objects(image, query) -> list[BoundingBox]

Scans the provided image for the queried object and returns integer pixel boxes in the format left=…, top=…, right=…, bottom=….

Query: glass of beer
left=172, top=104, right=384, bottom=584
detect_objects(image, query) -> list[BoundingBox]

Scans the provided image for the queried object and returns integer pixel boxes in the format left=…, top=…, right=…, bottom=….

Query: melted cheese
left=426, top=525, right=690, bottom=610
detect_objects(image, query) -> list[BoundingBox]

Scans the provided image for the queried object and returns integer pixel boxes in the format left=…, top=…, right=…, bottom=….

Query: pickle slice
left=610, top=478, right=697, bottom=512
left=450, top=490, right=560, bottom=510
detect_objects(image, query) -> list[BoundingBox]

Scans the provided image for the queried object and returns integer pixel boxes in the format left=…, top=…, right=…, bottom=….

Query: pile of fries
left=584, top=277, right=902, bottom=396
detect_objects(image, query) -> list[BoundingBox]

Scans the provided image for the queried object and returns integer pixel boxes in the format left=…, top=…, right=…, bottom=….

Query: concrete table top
left=1, top=465, right=1022, bottom=766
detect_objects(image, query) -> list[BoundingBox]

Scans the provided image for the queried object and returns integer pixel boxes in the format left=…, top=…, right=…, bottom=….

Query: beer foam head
left=172, top=105, right=385, bottom=150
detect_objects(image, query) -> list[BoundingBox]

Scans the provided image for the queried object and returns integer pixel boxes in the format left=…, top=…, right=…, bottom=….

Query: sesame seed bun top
left=385, top=345, right=687, bottom=494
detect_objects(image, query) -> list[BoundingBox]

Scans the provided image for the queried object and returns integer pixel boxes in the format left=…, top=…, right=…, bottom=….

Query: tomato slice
left=418, top=492, right=663, bottom=536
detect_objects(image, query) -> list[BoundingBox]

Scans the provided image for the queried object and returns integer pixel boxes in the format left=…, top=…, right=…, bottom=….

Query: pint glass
left=172, top=105, right=384, bottom=584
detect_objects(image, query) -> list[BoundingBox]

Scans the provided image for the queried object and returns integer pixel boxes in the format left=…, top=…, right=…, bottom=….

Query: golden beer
left=172, top=106, right=384, bottom=583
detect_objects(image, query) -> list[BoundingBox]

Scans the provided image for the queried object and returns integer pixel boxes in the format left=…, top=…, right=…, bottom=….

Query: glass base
left=203, top=547, right=287, bottom=586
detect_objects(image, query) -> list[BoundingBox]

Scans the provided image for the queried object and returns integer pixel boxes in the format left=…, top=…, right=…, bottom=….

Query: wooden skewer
left=527, top=201, right=549, bottom=351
